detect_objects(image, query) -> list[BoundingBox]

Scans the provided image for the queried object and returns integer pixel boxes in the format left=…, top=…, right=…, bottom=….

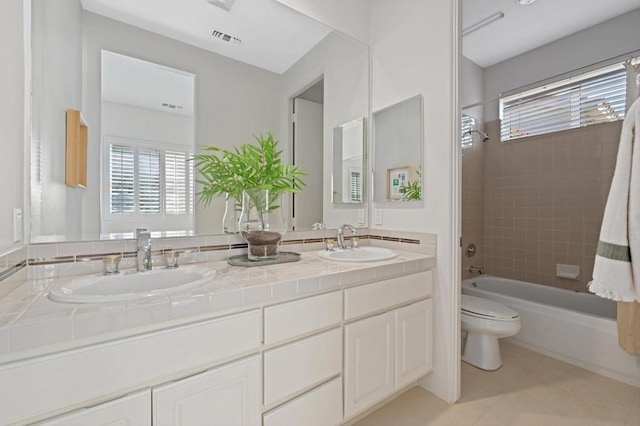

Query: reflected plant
left=402, top=168, right=422, bottom=201
left=190, top=132, right=306, bottom=207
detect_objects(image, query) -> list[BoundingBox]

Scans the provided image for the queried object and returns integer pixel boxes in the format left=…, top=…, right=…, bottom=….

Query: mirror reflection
left=30, top=0, right=369, bottom=242
left=373, top=95, right=423, bottom=203
left=332, top=117, right=365, bottom=204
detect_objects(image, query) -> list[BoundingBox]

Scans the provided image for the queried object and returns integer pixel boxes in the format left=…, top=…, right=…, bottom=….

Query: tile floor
left=355, top=342, right=640, bottom=426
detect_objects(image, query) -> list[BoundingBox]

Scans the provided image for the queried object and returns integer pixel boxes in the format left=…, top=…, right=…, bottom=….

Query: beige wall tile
left=469, top=120, right=621, bottom=292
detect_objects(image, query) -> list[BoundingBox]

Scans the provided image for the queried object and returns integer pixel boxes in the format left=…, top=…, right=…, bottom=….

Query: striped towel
left=588, top=97, right=640, bottom=302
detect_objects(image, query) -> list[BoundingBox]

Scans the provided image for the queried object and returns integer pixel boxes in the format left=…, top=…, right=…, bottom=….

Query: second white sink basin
left=318, top=247, right=398, bottom=262
left=48, top=265, right=216, bottom=304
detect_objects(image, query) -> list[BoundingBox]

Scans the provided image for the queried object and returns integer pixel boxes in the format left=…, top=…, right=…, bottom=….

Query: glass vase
left=239, top=188, right=287, bottom=260
left=222, top=194, right=242, bottom=234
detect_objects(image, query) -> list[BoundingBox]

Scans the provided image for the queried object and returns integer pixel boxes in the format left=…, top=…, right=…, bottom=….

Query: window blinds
left=500, top=66, right=627, bottom=142
left=108, top=143, right=192, bottom=217
left=461, top=114, right=477, bottom=148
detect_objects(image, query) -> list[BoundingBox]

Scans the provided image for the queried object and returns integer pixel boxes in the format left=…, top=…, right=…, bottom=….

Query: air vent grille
left=212, top=29, right=242, bottom=45
left=161, top=103, right=184, bottom=110
left=207, top=0, right=235, bottom=12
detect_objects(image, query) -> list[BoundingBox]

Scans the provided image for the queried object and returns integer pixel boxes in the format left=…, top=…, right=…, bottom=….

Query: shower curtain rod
left=461, top=49, right=640, bottom=111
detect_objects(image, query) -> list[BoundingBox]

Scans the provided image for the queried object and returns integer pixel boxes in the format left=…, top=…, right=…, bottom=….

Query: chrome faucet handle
left=136, top=228, right=152, bottom=271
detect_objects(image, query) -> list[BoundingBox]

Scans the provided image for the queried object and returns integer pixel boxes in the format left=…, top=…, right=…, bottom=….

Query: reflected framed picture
left=387, top=166, right=412, bottom=200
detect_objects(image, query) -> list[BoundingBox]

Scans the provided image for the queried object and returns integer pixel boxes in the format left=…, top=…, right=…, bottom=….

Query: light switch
left=13, top=208, right=22, bottom=243
left=374, top=209, right=383, bottom=225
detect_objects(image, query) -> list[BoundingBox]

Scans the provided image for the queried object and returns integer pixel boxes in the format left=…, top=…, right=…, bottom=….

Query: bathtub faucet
left=468, top=265, right=484, bottom=275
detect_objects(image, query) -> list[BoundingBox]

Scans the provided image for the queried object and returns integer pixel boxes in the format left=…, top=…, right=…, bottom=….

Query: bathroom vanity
left=0, top=248, right=435, bottom=425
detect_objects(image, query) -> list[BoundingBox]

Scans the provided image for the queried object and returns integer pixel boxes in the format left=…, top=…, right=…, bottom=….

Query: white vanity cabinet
left=2, top=262, right=435, bottom=426
left=344, top=271, right=433, bottom=418
left=152, top=355, right=261, bottom=426
left=38, top=390, right=151, bottom=426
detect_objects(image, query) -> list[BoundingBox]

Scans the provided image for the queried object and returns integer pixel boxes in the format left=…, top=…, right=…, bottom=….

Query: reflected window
left=103, top=138, right=194, bottom=233
left=350, top=170, right=362, bottom=202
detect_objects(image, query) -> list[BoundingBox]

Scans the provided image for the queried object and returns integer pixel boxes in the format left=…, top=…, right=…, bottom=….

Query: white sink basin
left=318, top=247, right=398, bottom=262
left=48, top=265, right=216, bottom=303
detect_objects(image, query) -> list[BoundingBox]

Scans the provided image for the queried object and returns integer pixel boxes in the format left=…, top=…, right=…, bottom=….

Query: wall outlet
left=374, top=209, right=383, bottom=225
left=13, top=208, right=22, bottom=243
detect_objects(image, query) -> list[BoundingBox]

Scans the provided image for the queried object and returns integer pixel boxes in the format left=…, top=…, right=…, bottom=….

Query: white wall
left=369, top=0, right=460, bottom=403
left=0, top=0, right=26, bottom=248
left=283, top=31, right=369, bottom=229
left=30, top=0, right=83, bottom=241
left=81, top=11, right=283, bottom=237
left=483, top=8, right=640, bottom=121
left=275, top=0, right=370, bottom=45
left=283, top=0, right=461, bottom=404
left=461, top=56, right=484, bottom=122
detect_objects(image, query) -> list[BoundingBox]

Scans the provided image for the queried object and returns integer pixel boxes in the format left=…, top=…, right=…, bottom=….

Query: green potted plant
left=191, top=132, right=306, bottom=258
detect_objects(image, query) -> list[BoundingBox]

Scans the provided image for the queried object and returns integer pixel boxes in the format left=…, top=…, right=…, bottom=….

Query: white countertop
left=0, top=248, right=435, bottom=365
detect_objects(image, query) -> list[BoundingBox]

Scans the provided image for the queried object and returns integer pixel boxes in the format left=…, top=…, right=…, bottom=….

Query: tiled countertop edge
left=0, top=249, right=435, bottom=364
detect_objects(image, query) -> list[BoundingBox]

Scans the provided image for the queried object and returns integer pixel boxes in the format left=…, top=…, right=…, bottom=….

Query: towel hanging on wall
left=588, top=97, right=640, bottom=303
left=589, top=96, right=640, bottom=354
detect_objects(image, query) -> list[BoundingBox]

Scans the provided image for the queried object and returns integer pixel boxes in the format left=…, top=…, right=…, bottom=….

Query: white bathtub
left=462, top=275, right=640, bottom=388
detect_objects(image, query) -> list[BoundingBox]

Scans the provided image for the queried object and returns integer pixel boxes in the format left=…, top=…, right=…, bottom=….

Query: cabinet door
left=152, top=355, right=260, bottom=426
left=344, top=311, right=395, bottom=418
left=395, top=299, right=433, bottom=389
left=39, top=390, right=150, bottom=426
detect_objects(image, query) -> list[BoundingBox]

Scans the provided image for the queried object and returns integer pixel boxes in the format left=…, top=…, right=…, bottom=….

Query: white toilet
left=461, top=294, right=521, bottom=371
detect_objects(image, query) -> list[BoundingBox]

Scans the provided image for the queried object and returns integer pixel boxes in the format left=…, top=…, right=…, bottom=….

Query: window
left=103, top=137, right=194, bottom=233
left=461, top=114, right=478, bottom=148
left=349, top=169, right=362, bottom=202
left=500, top=63, right=628, bottom=142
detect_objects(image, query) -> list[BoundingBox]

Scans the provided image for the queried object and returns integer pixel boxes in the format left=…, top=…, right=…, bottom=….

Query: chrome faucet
left=337, top=224, right=357, bottom=250
left=136, top=228, right=152, bottom=271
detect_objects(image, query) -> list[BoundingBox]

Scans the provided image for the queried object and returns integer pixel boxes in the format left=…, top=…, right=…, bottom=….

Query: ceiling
left=463, top=0, right=640, bottom=68
left=80, top=0, right=331, bottom=74
left=82, top=0, right=639, bottom=75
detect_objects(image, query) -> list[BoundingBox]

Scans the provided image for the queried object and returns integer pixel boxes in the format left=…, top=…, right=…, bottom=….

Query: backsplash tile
left=24, top=229, right=437, bottom=278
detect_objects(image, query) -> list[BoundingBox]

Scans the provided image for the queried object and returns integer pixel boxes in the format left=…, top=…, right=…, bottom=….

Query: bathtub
left=462, top=275, right=640, bottom=388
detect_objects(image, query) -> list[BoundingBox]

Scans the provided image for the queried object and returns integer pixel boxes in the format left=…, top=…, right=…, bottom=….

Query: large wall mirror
left=30, top=0, right=369, bottom=242
left=372, top=95, right=423, bottom=204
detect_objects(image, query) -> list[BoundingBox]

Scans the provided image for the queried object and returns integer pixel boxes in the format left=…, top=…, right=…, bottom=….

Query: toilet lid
left=461, top=294, right=519, bottom=320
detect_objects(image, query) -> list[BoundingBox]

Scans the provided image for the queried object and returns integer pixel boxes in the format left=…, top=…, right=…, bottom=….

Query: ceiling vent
left=212, top=29, right=242, bottom=45
left=161, top=103, right=183, bottom=110
left=207, top=0, right=235, bottom=12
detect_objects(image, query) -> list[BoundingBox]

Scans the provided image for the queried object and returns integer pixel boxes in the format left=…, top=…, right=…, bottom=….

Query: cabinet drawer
left=263, top=377, right=343, bottom=426
left=264, top=291, right=342, bottom=345
left=264, top=328, right=342, bottom=406
left=344, top=271, right=432, bottom=320
left=39, top=390, right=151, bottom=426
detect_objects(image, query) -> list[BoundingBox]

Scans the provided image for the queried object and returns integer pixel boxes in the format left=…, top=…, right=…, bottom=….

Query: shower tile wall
left=481, top=120, right=621, bottom=292
left=461, top=135, right=485, bottom=280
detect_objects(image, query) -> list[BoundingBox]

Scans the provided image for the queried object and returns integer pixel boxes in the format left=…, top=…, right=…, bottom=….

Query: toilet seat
left=462, top=294, right=519, bottom=321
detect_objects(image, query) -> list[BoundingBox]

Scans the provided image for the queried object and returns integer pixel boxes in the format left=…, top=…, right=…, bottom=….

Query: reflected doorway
left=291, top=78, right=324, bottom=230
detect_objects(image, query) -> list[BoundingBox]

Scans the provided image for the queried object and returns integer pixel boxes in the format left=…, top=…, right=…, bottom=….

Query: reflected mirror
left=30, top=0, right=369, bottom=242
left=373, top=95, right=423, bottom=203
left=332, top=117, right=365, bottom=204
